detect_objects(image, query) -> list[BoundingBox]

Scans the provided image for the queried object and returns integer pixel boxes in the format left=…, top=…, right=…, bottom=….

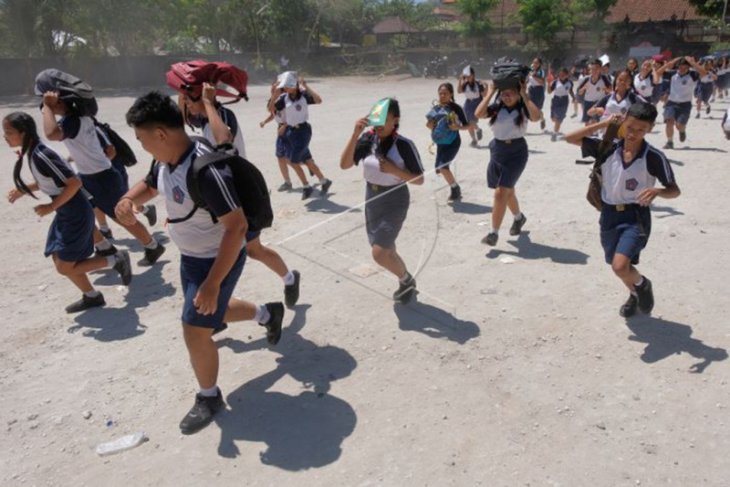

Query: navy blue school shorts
left=551, top=95, right=569, bottom=122
left=663, top=101, right=692, bottom=125
left=435, top=136, right=461, bottom=172
left=285, top=123, right=313, bottom=164
left=487, top=137, right=528, bottom=189
left=528, top=85, right=545, bottom=110
left=180, top=248, right=246, bottom=329
left=45, top=191, right=95, bottom=262
left=80, top=168, right=125, bottom=218
left=275, top=134, right=289, bottom=159
left=599, top=204, right=651, bottom=265
left=111, top=159, right=129, bottom=193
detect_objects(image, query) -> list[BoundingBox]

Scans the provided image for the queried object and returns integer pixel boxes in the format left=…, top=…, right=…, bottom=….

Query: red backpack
left=166, top=60, right=248, bottom=103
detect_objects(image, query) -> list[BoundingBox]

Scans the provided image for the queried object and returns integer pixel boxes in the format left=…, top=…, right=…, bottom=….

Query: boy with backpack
left=564, top=102, right=680, bottom=318
left=119, top=91, right=285, bottom=434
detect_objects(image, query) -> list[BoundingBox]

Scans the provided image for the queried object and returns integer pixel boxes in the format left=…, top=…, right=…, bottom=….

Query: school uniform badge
left=173, top=186, right=185, bottom=204
left=625, top=178, right=639, bottom=191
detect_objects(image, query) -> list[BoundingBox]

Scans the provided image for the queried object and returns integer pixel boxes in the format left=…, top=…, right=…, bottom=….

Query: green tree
left=687, top=0, right=726, bottom=18
left=456, top=0, right=499, bottom=37
left=517, top=0, right=571, bottom=51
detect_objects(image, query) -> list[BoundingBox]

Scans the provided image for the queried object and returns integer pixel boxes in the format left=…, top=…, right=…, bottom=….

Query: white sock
left=141, top=205, right=150, bottom=215
left=254, top=304, right=271, bottom=324
left=450, top=183, right=459, bottom=189
left=283, top=271, right=295, bottom=286
left=84, top=290, right=101, bottom=298
left=399, top=271, right=411, bottom=284
left=99, top=225, right=110, bottom=232
left=491, top=228, right=499, bottom=235
left=304, top=184, right=311, bottom=189
left=105, top=256, right=115, bottom=268
left=634, top=276, right=645, bottom=287
left=96, top=239, right=112, bottom=251
left=144, top=239, right=158, bottom=250
left=199, top=385, right=219, bottom=397
left=514, top=212, right=523, bottom=221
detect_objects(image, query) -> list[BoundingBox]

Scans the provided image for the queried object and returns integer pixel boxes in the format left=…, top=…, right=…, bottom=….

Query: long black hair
left=488, top=89, right=528, bottom=127
left=4, top=112, right=40, bottom=199
left=438, top=82, right=463, bottom=115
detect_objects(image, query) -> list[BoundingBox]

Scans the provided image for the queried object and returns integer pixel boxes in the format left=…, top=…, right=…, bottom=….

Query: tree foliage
left=456, top=0, right=499, bottom=37
left=687, top=0, right=727, bottom=18
left=516, top=0, right=571, bottom=50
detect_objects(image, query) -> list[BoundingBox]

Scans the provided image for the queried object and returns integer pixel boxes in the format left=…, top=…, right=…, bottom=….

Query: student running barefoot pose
left=120, top=92, right=284, bottom=434
left=340, top=98, right=424, bottom=304
left=588, top=70, right=643, bottom=121
left=183, top=82, right=301, bottom=307
left=41, top=91, right=164, bottom=265
left=547, top=67, right=575, bottom=141
left=457, top=66, right=486, bottom=147
left=527, top=57, right=547, bottom=130
left=475, top=81, right=541, bottom=246
left=426, top=82, right=469, bottom=202
left=565, top=103, right=680, bottom=317
left=260, top=79, right=293, bottom=191
left=633, top=59, right=657, bottom=103
left=269, top=72, right=332, bottom=200
left=3, top=112, right=131, bottom=313
left=694, top=58, right=717, bottom=119
left=577, top=59, right=612, bottom=126
left=655, top=56, right=708, bottom=148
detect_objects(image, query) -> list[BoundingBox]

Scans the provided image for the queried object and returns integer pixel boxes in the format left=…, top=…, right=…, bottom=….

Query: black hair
left=613, top=69, right=633, bottom=92
left=126, top=91, right=184, bottom=129
left=489, top=90, right=528, bottom=127
left=533, top=57, right=542, bottom=66
left=4, top=112, right=40, bottom=199
left=591, top=59, right=603, bottom=67
left=377, top=98, right=401, bottom=155
left=438, top=82, right=455, bottom=103
left=627, top=101, right=657, bottom=124
left=559, top=67, right=569, bottom=75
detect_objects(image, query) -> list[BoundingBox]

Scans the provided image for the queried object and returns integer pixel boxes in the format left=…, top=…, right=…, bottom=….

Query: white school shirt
left=354, top=133, right=424, bottom=187
left=668, top=71, right=700, bottom=103
left=700, top=71, right=715, bottom=84
left=633, top=73, right=654, bottom=98
left=580, top=75, right=611, bottom=102
left=275, top=91, right=315, bottom=127
left=489, top=104, right=528, bottom=140
left=527, top=68, right=545, bottom=88
left=192, top=106, right=247, bottom=158
left=462, top=81, right=482, bottom=100
left=551, top=79, right=573, bottom=97
left=59, top=115, right=112, bottom=175
left=595, top=91, right=642, bottom=121
left=30, top=143, right=75, bottom=196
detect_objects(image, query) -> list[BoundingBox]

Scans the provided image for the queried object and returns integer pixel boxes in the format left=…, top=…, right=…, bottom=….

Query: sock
left=84, top=290, right=101, bottom=298
left=141, top=205, right=150, bottom=215
left=105, top=256, right=115, bottom=268
left=491, top=228, right=499, bottom=235
left=514, top=212, right=523, bottom=221
left=635, top=276, right=645, bottom=287
left=399, top=271, right=412, bottom=284
left=144, top=239, right=158, bottom=250
left=96, top=239, right=112, bottom=251
left=450, top=183, right=459, bottom=189
left=99, top=224, right=110, bottom=232
left=283, top=271, right=295, bottom=286
left=199, top=385, right=219, bottom=398
left=255, top=304, right=271, bottom=324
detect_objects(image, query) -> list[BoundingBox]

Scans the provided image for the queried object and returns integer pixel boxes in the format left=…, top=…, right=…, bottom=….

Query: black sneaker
left=470, top=140, right=478, bottom=148
left=284, top=271, right=300, bottom=307
left=393, top=274, right=417, bottom=304
left=138, top=242, right=165, bottom=267
left=663, top=140, right=674, bottom=149
left=99, top=228, right=113, bottom=240
left=302, top=186, right=313, bottom=200
left=113, top=250, right=132, bottom=286
left=695, top=112, right=700, bottom=119
left=679, top=131, right=686, bottom=143
left=95, top=243, right=118, bottom=258
left=260, top=302, right=284, bottom=345
left=551, top=133, right=557, bottom=142
left=635, top=277, right=654, bottom=314
left=509, top=214, right=527, bottom=236
left=540, top=119, right=546, bottom=130
left=476, top=128, right=483, bottom=140
left=320, top=179, right=332, bottom=196
left=619, top=294, right=638, bottom=318
left=481, top=232, right=498, bottom=246
left=448, top=185, right=462, bottom=202
left=179, top=390, right=224, bottom=435
left=706, top=105, right=711, bottom=115
left=278, top=181, right=292, bottom=192
left=143, top=205, right=157, bottom=227
left=65, top=293, right=106, bottom=314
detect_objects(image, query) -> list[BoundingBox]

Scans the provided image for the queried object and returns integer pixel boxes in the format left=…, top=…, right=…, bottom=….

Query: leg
left=222, top=298, right=258, bottom=322
left=95, top=208, right=108, bottom=229
left=305, top=159, right=325, bottom=180
left=246, top=237, right=288, bottom=277
left=290, top=162, right=309, bottom=186
left=116, top=218, right=153, bottom=246
left=439, top=167, right=457, bottom=186
left=371, top=244, right=407, bottom=279
left=491, top=186, right=513, bottom=231
left=182, top=324, right=218, bottom=390
left=277, top=157, right=291, bottom=183
left=506, top=189, right=520, bottom=216
left=611, top=253, right=642, bottom=292
left=53, top=255, right=106, bottom=293
left=665, top=118, right=675, bottom=140
left=467, top=125, right=477, bottom=143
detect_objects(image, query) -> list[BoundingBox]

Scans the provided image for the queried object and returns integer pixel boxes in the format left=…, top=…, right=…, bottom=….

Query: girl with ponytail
left=3, top=111, right=132, bottom=313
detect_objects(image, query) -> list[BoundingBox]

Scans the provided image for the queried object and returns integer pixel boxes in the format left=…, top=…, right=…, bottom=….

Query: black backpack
left=167, top=144, right=273, bottom=232
left=93, top=119, right=137, bottom=167
left=34, top=69, right=98, bottom=117
left=491, top=62, right=531, bottom=91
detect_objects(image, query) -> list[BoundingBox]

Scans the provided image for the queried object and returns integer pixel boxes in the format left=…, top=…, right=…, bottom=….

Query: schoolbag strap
left=166, top=204, right=200, bottom=225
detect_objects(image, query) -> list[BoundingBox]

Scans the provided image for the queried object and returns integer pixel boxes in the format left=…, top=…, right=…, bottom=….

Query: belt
left=368, top=182, right=400, bottom=193
left=495, top=137, right=524, bottom=145
left=288, top=122, right=310, bottom=130
left=603, top=202, right=640, bottom=212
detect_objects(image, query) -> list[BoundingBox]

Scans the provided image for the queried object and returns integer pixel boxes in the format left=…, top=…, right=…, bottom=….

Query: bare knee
left=372, top=245, right=393, bottom=264
left=611, top=260, right=631, bottom=278
left=53, top=258, right=75, bottom=276
left=182, top=324, right=214, bottom=350
left=494, top=187, right=513, bottom=201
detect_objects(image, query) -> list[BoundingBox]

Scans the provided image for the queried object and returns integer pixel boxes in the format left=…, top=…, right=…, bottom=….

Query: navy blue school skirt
left=696, top=82, right=713, bottom=103
left=528, top=86, right=546, bottom=110
left=436, top=136, right=461, bottom=171
left=487, top=137, right=528, bottom=189
left=284, top=123, right=313, bottom=164
left=365, top=183, right=410, bottom=249
left=463, top=98, right=481, bottom=123
left=550, top=95, right=569, bottom=122
left=45, top=191, right=95, bottom=262
left=80, top=168, right=125, bottom=218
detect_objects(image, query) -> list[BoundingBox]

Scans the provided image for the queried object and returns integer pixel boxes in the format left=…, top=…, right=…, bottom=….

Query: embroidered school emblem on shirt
left=173, top=185, right=185, bottom=204
left=625, top=178, right=639, bottom=191
left=295, top=104, right=303, bottom=112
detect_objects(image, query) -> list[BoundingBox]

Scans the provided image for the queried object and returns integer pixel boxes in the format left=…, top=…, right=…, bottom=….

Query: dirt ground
left=1, top=75, right=729, bottom=486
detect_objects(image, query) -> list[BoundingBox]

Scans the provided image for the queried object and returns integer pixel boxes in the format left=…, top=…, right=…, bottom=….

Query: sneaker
left=95, top=243, right=118, bottom=258
left=65, top=293, right=106, bottom=314
left=551, top=133, right=557, bottom=142
left=179, top=390, right=224, bottom=435
left=278, top=181, right=292, bottom=192
left=619, top=294, right=638, bottom=318
left=470, top=140, right=478, bottom=148
left=302, top=186, right=313, bottom=200
left=540, top=119, right=546, bottom=130
left=695, top=112, right=700, bottom=119
left=663, top=140, right=674, bottom=149
left=99, top=228, right=113, bottom=240
left=260, top=302, right=284, bottom=345
left=509, top=214, right=527, bottom=236
left=138, top=242, right=165, bottom=267
left=113, top=250, right=132, bottom=286
left=143, top=205, right=157, bottom=227
left=284, top=270, right=300, bottom=307
left=481, top=232, right=498, bottom=246
left=706, top=104, right=711, bottom=115
left=635, top=277, right=654, bottom=314
left=476, top=128, right=483, bottom=140
left=679, top=131, right=686, bottom=143
left=448, top=185, right=462, bottom=202
left=393, top=274, right=417, bottom=304
left=320, top=179, right=332, bottom=196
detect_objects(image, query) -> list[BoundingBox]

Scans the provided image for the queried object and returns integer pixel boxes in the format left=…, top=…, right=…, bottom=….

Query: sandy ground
left=1, top=75, right=729, bottom=487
